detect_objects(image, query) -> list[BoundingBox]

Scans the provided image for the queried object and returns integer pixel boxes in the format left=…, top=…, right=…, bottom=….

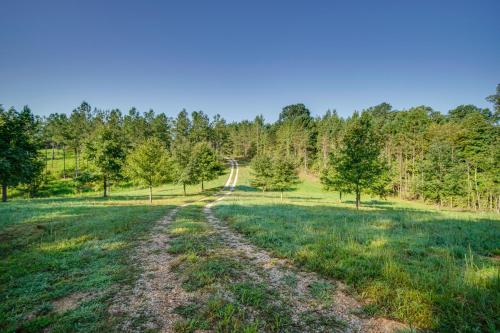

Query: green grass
left=0, top=164, right=230, bottom=332
left=11, top=148, right=227, bottom=199
left=0, top=198, right=169, bottom=332
left=214, top=164, right=500, bottom=332
left=168, top=202, right=346, bottom=333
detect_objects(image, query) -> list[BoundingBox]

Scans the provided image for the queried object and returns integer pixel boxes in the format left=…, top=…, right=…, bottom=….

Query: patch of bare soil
left=109, top=206, right=191, bottom=333
left=52, top=292, right=93, bottom=313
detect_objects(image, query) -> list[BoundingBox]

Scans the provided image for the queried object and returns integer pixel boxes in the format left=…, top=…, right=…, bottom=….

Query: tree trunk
left=1, top=183, right=7, bottom=202
left=398, top=150, right=403, bottom=199
left=75, top=148, right=79, bottom=178
left=281, top=190, right=283, bottom=201
left=149, top=186, right=153, bottom=204
left=474, top=167, right=480, bottom=210
left=304, top=148, right=308, bottom=172
left=45, top=147, right=48, bottom=172
left=52, top=143, right=55, bottom=167
left=339, top=191, right=342, bottom=203
left=183, top=183, right=186, bottom=196
left=103, top=176, right=108, bottom=197
left=201, top=179, right=204, bottom=191
left=355, top=185, right=360, bottom=210
left=63, top=146, right=66, bottom=179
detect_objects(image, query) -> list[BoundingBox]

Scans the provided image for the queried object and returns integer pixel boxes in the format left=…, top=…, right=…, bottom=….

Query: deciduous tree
left=334, top=112, right=383, bottom=209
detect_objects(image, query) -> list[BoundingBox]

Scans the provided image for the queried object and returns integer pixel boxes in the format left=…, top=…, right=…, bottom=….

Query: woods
left=1, top=84, right=499, bottom=209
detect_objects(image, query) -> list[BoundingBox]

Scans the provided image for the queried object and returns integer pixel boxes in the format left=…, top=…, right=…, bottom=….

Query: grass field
left=0, top=170, right=229, bottom=333
left=2, top=156, right=499, bottom=332
left=214, top=164, right=500, bottom=332
left=11, top=149, right=222, bottom=199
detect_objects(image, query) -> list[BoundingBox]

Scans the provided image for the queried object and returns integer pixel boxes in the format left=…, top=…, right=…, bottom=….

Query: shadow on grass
left=236, top=185, right=260, bottom=192
left=5, top=185, right=225, bottom=206
left=0, top=200, right=176, bottom=332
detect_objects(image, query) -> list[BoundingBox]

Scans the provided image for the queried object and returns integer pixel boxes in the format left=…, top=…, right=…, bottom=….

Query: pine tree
left=126, top=138, right=172, bottom=203
left=191, top=142, right=224, bottom=191
left=84, top=124, right=126, bottom=197
left=250, top=154, right=273, bottom=191
left=320, top=153, right=352, bottom=202
left=0, top=106, right=43, bottom=202
left=271, top=157, right=300, bottom=201
left=172, top=141, right=198, bottom=196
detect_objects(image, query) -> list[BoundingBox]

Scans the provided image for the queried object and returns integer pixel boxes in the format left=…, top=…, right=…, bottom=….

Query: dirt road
left=110, top=159, right=405, bottom=333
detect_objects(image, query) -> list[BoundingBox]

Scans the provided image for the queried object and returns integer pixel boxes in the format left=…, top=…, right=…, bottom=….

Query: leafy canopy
left=126, top=138, right=172, bottom=188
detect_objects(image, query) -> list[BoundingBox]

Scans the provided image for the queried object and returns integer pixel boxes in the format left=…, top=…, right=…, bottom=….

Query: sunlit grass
left=215, top=164, right=500, bottom=332
left=0, top=166, right=229, bottom=332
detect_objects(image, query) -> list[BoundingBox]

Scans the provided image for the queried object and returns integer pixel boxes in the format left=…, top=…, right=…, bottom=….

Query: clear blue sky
left=1, top=0, right=499, bottom=121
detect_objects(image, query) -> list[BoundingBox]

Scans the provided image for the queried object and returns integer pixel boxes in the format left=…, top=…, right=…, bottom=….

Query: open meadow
left=214, top=164, right=500, bottom=332
left=1, top=158, right=499, bottom=332
left=0, top=163, right=229, bottom=332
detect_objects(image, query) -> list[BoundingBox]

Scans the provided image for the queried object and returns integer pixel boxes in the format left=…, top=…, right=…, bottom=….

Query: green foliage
left=10, top=83, right=496, bottom=210
left=278, top=103, right=311, bottom=123
left=486, top=83, right=500, bottom=122
left=324, top=111, right=384, bottom=208
left=271, top=157, right=300, bottom=197
left=249, top=155, right=273, bottom=191
left=250, top=154, right=300, bottom=199
left=74, top=170, right=99, bottom=193
left=190, top=142, right=224, bottom=190
left=126, top=138, right=172, bottom=202
left=84, top=124, right=127, bottom=197
left=0, top=105, right=43, bottom=201
left=320, top=154, right=352, bottom=200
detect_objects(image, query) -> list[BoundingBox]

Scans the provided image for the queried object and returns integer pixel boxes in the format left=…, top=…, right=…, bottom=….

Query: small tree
left=172, top=141, right=198, bottom=195
left=320, top=154, right=352, bottom=202
left=191, top=142, right=224, bottom=191
left=271, top=157, right=300, bottom=201
left=84, top=125, right=126, bottom=197
left=126, top=138, right=172, bottom=203
left=250, top=154, right=273, bottom=191
left=334, top=112, right=383, bottom=209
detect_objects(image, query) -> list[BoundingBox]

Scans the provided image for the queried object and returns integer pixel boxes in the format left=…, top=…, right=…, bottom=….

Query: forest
left=2, top=84, right=499, bottom=210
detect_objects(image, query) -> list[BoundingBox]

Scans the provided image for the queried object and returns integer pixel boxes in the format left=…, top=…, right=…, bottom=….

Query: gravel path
left=204, top=159, right=406, bottom=333
left=110, top=159, right=406, bottom=333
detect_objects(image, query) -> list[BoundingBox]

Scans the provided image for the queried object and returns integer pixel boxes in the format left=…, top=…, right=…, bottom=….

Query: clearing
left=1, top=160, right=499, bottom=332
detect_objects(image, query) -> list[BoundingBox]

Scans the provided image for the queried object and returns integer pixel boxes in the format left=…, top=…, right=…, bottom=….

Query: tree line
left=0, top=106, right=225, bottom=202
left=1, top=84, right=498, bottom=210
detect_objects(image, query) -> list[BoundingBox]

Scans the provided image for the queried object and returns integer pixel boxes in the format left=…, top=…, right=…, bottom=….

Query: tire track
left=203, top=159, right=406, bottom=333
left=109, top=161, right=236, bottom=333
